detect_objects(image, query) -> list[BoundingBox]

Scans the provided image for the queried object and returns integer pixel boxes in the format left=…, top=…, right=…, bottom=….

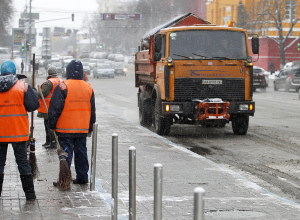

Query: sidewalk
left=1, top=73, right=300, bottom=219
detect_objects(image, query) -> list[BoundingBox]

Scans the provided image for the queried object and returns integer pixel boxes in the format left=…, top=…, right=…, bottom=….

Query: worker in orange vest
left=0, top=60, right=40, bottom=200
left=37, top=65, right=62, bottom=148
left=48, top=60, right=96, bottom=186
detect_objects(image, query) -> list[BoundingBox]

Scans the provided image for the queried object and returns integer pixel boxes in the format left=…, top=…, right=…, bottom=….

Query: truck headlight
left=165, top=104, right=180, bottom=112
left=239, top=104, right=249, bottom=111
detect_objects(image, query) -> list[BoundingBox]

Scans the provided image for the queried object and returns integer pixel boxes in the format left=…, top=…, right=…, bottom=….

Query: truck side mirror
left=252, top=37, right=259, bottom=54
left=153, top=35, right=162, bottom=61
left=154, top=35, right=162, bottom=53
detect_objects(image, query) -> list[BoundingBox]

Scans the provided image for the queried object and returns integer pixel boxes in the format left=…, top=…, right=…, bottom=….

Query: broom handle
left=30, top=54, right=36, bottom=140
left=37, top=85, right=63, bottom=151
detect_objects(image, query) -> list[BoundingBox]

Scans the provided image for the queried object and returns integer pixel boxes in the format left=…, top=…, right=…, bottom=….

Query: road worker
left=0, top=60, right=39, bottom=200
left=48, top=60, right=96, bottom=185
left=37, top=65, right=62, bottom=148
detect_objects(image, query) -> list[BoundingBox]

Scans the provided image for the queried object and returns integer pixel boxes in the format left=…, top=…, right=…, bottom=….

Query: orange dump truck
left=135, top=13, right=259, bottom=135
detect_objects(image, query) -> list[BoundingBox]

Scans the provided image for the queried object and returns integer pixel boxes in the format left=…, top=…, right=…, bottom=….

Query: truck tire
left=139, top=93, right=152, bottom=127
left=231, top=115, right=249, bottom=135
left=154, top=98, right=171, bottom=135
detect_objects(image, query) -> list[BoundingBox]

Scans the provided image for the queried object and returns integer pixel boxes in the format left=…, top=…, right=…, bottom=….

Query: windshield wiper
left=211, top=56, right=232, bottom=60
left=191, top=53, right=211, bottom=59
left=173, top=54, right=191, bottom=59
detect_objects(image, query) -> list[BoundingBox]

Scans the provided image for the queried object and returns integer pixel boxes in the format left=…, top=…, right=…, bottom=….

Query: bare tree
left=255, top=0, right=300, bottom=67
left=237, top=1, right=250, bottom=29
left=0, top=0, right=13, bottom=46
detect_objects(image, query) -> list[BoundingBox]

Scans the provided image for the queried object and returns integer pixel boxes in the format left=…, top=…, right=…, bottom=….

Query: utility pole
left=29, top=0, right=32, bottom=72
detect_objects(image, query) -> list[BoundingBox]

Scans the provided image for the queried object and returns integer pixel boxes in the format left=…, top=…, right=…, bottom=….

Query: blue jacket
left=0, top=74, right=39, bottom=112
left=48, top=60, right=96, bottom=137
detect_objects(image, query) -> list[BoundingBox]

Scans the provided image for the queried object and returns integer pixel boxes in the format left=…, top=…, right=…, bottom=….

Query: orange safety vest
left=0, top=80, right=29, bottom=142
left=55, top=79, right=93, bottom=133
left=38, top=77, right=61, bottom=113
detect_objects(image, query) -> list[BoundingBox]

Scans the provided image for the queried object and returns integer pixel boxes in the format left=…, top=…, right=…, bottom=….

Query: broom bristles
left=28, top=141, right=39, bottom=179
left=58, top=157, right=72, bottom=190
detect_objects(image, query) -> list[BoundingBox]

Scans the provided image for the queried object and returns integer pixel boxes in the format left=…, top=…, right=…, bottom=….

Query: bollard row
left=106, top=133, right=205, bottom=220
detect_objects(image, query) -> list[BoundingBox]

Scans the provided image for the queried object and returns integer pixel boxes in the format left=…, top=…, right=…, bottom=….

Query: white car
left=114, top=54, right=125, bottom=62
left=93, top=63, right=114, bottom=78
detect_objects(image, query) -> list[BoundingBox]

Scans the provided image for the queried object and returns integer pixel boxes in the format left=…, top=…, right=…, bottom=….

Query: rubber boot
left=0, top=174, right=4, bottom=197
left=46, top=132, right=57, bottom=148
left=20, top=174, right=36, bottom=200
left=42, top=134, right=50, bottom=147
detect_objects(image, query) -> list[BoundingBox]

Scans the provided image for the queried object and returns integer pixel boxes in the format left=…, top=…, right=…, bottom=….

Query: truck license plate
left=202, top=80, right=222, bottom=84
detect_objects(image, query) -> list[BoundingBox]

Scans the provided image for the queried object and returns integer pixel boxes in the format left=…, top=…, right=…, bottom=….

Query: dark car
left=253, top=66, right=268, bottom=91
left=112, top=62, right=127, bottom=76
left=274, top=67, right=300, bottom=92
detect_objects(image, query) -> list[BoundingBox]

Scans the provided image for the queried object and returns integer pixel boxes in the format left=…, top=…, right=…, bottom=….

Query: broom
left=28, top=53, right=39, bottom=178
left=38, top=86, right=72, bottom=190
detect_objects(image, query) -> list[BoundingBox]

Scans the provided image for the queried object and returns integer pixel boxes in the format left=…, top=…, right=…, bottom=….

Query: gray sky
left=12, top=0, right=98, bottom=32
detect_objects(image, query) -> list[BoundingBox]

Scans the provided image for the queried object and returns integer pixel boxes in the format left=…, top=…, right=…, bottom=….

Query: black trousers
left=44, top=119, right=55, bottom=143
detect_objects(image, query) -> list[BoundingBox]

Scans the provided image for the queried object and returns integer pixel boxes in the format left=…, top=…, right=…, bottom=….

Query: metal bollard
left=129, top=146, right=136, bottom=220
left=194, top=187, right=205, bottom=220
left=112, top=134, right=118, bottom=220
left=90, top=123, right=98, bottom=191
left=154, top=163, right=163, bottom=220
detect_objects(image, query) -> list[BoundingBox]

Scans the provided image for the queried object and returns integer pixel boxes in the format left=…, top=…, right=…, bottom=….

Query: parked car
left=82, top=62, right=91, bottom=75
left=274, top=66, right=300, bottom=91
left=253, top=66, right=268, bottom=91
left=114, top=54, right=125, bottom=62
left=93, top=63, right=114, bottom=78
left=112, top=62, right=127, bottom=76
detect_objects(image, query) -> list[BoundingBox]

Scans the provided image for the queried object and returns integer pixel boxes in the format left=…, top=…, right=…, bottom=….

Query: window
left=285, top=1, right=296, bottom=20
left=169, top=30, right=247, bottom=60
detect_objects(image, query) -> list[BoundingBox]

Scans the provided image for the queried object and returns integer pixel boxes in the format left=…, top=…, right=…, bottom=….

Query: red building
left=249, top=37, right=300, bottom=72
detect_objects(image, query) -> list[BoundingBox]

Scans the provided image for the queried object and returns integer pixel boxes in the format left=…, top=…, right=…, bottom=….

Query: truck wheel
left=154, top=98, right=171, bottom=135
left=231, top=115, right=249, bottom=135
left=139, top=93, right=152, bottom=127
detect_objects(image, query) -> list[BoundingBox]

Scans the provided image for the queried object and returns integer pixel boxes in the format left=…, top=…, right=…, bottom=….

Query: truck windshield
left=169, top=30, right=247, bottom=60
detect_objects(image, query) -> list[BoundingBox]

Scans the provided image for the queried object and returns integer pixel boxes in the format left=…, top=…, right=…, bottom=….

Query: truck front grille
left=174, top=78, right=245, bottom=101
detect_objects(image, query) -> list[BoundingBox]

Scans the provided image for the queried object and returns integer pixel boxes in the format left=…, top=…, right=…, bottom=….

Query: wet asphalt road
left=85, top=66, right=300, bottom=204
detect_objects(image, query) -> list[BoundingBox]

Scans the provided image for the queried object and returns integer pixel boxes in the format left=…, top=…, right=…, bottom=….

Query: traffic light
left=21, top=43, right=25, bottom=52
left=26, top=40, right=30, bottom=51
left=298, top=43, right=300, bottom=51
left=99, top=45, right=102, bottom=49
left=72, top=14, right=74, bottom=22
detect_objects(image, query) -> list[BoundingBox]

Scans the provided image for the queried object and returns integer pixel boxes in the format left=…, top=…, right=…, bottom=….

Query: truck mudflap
left=194, top=98, right=230, bottom=121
